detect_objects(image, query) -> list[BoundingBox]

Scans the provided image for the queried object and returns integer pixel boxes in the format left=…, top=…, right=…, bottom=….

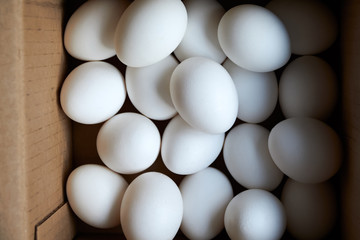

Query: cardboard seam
left=34, top=201, right=69, bottom=240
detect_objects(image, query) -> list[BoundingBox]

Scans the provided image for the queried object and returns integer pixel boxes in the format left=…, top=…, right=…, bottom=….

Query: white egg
left=174, top=0, right=226, bottom=63
left=281, top=179, right=337, bottom=240
left=125, top=55, right=178, bottom=121
left=114, top=0, right=187, bottom=67
left=267, top=0, right=338, bottom=55
left=170, top=57, right=238, bottom=134
left=96, top=112, right=161, bottom=174
left=223, top=58, right=278, bottom=123
left=279, top=56, right=338, bottom=120
left=268, top=117, right=342, bottom=183
left=223, top=123, right=283, bottom=191
left=66, top=164, right=128, bottom=229
left=161, top=115, right=224, bottom=175
left=64, top=0, right=130, bottom=61
left=224, top=189, right=286, bottom=240
left=179, top=167, right=233, bottom=240
left=120, top=172, right=183, bottom=240
left=60, top=61, right=126, bottom=124
left=218, top=4, right=291, bottom=72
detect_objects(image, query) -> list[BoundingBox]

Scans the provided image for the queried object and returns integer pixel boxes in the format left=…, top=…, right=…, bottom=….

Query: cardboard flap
left=35, top=203, right=76, bottom=240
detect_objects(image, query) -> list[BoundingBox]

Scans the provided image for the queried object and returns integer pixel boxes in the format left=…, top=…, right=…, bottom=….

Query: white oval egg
left=281, top=179, right=337, bottom=240
left=161, top=115, right=224, bottom=175
left=223, top=58, right=278, bottom=123
left=60, top=61, right=126, bottom=124
left=96, top=112, right=161, bottom=174
left=218, top=4, right=291, bottom=72
left=267, top=0, right=338, bottom=55
left=120, top=172, right=183, bottom=240
left=125, top=55, right=178, bottom=121
left=179, top=167, right=233, bottom=240
left=174, top=0, right=226, bottom=63
left=114, top=0, right=187, bottom=67
left=223, top=123, right=283, bottom=191
left=66, top=164, right=128, bottom=229
left=224, top=189, right=286, bottom=240
left=279, top=56, right=338, bottom=120
left=268, top=117, right=342, bottom=183
left=64, top=0, right=130, bottom=61
left=170, top=57, right=238, bottom=134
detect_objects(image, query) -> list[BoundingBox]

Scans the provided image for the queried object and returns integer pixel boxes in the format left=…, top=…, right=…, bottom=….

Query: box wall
left=0, top=0, right=73, bottom=239
left=341, top=1, right=360, bottom=239
left=0, top=0, right=28, bottom=239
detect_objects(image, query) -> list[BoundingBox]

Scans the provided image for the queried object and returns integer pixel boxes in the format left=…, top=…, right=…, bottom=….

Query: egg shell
left=120, top=172, right=183, bottom=240
left=161, top=115, right=225, bottom=175
left=279, top=56, right=338, bottom=120
left=66, top=164, right=128, bottom=229
left=266, top=0, right=338, bottom=55
left=114, top=0, right=187, bottom=67
left=223, top=123, right=283, bottom=191
left=96, top=112, right=161, bottom=174
left=170, top=57, right=238, bottom=134
left=281, top=179, right=337, bottom=240
left=268, top=117, right=342, bottom=183
left=179, top=167, right=233, bottom=240
left=218, top=4, right=291, bottom=72
left=64, top=0, right=130, bottom=61
left=125, top=55, right=178, bottom=121
left=224, top=189, right=286, bottom=240
left=223, top=58, right=278, bottom=123
left=174, top=0, right=226, bottom=63
left=60, top=61, right=126, bottom=124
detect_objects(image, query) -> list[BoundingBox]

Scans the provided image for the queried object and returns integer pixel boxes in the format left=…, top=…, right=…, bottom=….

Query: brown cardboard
left=0, top=0, right=359, bottom=239
left=0, top=0, right=72, bottom=239
left=35, top=203, right=76, bottom=240
left=341, top=1, right=360, bottom=239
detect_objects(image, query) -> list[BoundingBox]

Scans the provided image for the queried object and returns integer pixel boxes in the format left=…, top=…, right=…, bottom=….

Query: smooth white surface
left=64, top=0, right=130, bottom=60
left=279, top=56, right=338, bottom=120
left=161, top=115, right=224, bottom=175
left=281, top=179, right=337, bottom=240
left=223, top=123, right=283, bottom=191
left=66, top=164, right=128, bottom=229
left=267, top=0, right=338, bottom=55
left=120, top=172, right=183, bottom=240
left=114, top=0, right=187, bottom=67
left=180, top=167, right=233, bottom=240
left=223, top=59, right=278, bottom=123
left=218, top=4, right=291, bottom=72
left=126, top=55, right=178, bottom=120
left=60, top=61, right=126, bottom=124
left=268, top=117, right=342, bottom=183
left=224, top=189, right=286, bottom=240
left=96, top=112, right=161, bottom=174
left=170, top=57, right=238, bottom=134
left=174, top=0, right=226, bottom=63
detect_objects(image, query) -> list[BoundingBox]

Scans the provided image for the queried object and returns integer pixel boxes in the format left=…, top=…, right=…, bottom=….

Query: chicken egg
left=268, top=117, right=342, bottom=183
left=66, top=164, right=128, bottom=229
left=161, top=115, right=224, bottom=175
left=60, top=61, right=126, bottom=124
left=96, top=112, right=161, bottom=174
left=224, top=189, right=286, bottom=240
left=170, top=57, right=238, bottom=134
left=120, top=172, right=183, bottom=240
left=218, top=4, right=291, bottom=72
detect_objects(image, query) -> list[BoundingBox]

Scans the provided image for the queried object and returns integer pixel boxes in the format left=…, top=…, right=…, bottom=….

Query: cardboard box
left=0, top=0, right=359, bottom=239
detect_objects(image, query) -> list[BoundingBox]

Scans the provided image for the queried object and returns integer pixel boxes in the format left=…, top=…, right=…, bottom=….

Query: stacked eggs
left=61, top=0, right=341, bottom=239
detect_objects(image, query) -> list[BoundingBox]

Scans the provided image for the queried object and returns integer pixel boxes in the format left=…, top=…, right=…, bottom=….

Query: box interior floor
left=1, top=0, right=360, bottom=239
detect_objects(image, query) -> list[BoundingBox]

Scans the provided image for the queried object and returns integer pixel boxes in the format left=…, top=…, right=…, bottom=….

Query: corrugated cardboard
left=1, top=0, right=359, bottom=239
left=0, top=0, right=72, bottom=239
